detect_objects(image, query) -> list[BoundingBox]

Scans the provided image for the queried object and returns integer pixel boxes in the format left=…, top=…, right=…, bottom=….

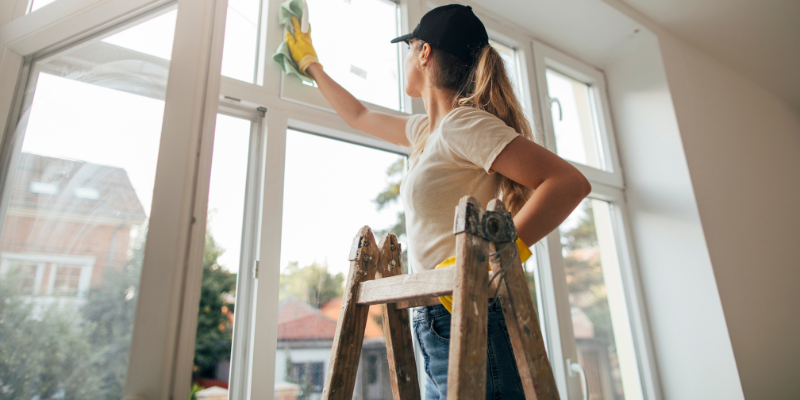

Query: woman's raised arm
left=285, top=16, right=409, bottom=147
left=306, top=63, right=410, bottom=147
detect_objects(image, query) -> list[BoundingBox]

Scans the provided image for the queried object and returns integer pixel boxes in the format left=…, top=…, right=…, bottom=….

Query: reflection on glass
left=275, top=129, right=406, bottom=399
left=190, top=115, right=252, bottom=396
left=546, top=69, right=605, bottom=170
left=222, top=0, right=261, bottom=82
left=0, top=10, right=175, bottom=399
left=307, top=0, right=401, bottom=111
left=560, top=199, right=642, bottom=400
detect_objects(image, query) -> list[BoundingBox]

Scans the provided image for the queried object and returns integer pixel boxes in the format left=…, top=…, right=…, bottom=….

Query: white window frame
left=532, top=40, right=625, bottom=189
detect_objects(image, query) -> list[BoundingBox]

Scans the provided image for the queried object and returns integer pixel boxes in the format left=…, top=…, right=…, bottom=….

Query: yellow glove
left=285, top=16, right=321, bottom=75
left=436, top=237, right=532, bottom=313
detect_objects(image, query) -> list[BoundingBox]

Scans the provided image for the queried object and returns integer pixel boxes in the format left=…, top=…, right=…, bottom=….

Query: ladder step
left=356, top=266, right=455, bottom=305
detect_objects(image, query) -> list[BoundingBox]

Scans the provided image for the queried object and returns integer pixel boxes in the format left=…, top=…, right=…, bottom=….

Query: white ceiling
left=470, top=0, right=647, bottom=68
left=469, top=0, right=800, bottom=110
left=616, top=0, right=800, bottom=110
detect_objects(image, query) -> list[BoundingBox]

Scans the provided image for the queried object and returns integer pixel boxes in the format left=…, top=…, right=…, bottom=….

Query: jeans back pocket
left=429, top=315, right=451, bottom=344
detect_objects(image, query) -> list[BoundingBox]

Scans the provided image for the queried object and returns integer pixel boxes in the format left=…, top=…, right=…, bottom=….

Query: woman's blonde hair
left=409, top=39, right=542, bottom=216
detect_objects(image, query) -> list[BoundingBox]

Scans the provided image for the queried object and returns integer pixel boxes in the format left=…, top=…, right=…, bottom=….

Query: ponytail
left=409, top=40, right=543, bottom=216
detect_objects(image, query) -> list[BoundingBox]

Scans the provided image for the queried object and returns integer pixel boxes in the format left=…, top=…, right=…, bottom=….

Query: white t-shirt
left=400, top=107, right=521, bottom=272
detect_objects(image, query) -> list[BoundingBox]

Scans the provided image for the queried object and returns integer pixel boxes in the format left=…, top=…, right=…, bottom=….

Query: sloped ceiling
left=620, top=0, right=800, bottom=110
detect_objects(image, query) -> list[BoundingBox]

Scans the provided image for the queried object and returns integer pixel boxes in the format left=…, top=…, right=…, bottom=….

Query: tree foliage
left=0, top=276, right=103, bottom=400
left=279, top=261, right=343, bottom=308
left=561, top=201, right=613, bottom=347
left=193, top=231, right=237, bottom=379
left=0, top=223, right=238, bottom=397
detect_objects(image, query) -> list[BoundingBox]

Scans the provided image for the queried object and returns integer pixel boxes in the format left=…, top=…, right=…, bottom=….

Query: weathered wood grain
left=447, top=196, right=490, bottom=400
left=357, top=266, right=456, bottom=305
left=395, top=297, right=442, bottom=309
left=487, top=199, right=560, bottom=400
left=376, top=234, right=422, bottom=400
left=321, top=226, right=380, bottom=400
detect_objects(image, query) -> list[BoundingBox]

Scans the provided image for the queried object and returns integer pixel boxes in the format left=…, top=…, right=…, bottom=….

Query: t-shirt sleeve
left=440, top=108, right=522, bottom=174
left=405, top=114, right=429, bottom=148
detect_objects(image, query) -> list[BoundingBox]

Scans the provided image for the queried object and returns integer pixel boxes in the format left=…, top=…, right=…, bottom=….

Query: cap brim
left=390, top=33, right=415, bottom=44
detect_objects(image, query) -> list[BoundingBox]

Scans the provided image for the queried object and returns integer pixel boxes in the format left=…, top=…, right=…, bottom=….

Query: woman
left=286, top=4, right=590, bottom=399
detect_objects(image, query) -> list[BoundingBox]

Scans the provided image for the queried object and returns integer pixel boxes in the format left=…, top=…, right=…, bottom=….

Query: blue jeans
left=413, top=299, right=526, bottom=400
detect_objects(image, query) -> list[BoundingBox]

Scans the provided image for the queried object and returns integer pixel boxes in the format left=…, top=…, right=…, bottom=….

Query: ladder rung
left=394, top=297, right=442, bottom=309
left=356, top=267, right=455, bottom=305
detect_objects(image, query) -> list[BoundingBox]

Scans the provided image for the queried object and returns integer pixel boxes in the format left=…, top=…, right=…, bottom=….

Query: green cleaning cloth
left=273, top=0, right=314, bottom=84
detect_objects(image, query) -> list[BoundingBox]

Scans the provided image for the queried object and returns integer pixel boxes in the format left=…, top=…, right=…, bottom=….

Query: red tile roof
left=277, top=297, right=338, bottom=341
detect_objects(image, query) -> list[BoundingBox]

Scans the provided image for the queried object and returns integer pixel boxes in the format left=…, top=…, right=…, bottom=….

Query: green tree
left=561, top=202, right=613, bottom=347
left=193, top=230, right=237, bottom=379
left=279, top=261, right=343, bottom=308
left=0, top=274, right=104, bottom=399
left=79, top=225, right=147, bottom=399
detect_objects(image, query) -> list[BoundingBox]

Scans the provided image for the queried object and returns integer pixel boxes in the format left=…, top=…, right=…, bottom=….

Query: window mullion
left=249, top=107, right=289, bottom=399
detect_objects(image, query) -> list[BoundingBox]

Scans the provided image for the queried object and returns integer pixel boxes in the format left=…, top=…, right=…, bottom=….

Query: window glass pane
left=559, top=199, right=643, bottom=400
left=221, top=0, right=260, bottom=82
left=190, top=114, right=252, bottom=395
left=276, top=129, right=406, bottom=399
left=0, top=10, right=176, bottom=398
left=307, top=0, right=401, bottom=111
left=546, top=69, right=606, bottom=170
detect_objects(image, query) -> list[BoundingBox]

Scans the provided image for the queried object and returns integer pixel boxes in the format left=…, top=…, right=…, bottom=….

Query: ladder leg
left=447, top=196, right=490, bottom=400
left=487, top=199, right=560, bottom=400
left=377, top=233, right=421, bottom=400
left=322, top=226, right=379, bottom=400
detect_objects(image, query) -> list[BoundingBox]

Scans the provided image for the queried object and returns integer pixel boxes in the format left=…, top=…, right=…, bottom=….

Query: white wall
left=602, top=1, right=800, bottom=396
left=658, top=33, right=800, bottom=399
left=604, top=33, right=744, bottom=400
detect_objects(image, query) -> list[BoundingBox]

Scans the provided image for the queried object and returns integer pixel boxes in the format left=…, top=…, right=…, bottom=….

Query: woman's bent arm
left=306, top=63, right=410, bottom=147
left=490, top=137, right=592, bottom=246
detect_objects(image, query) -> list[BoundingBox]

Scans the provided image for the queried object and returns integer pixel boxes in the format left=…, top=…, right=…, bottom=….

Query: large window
left=533, top=41, right=623, bottom=188
left=2, top=2, right=659, bottom=398
left=0, top=9, right=176, bottom=398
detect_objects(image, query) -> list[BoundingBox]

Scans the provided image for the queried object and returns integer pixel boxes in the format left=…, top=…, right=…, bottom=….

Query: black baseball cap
left=390, top=4, right=489, bottom=62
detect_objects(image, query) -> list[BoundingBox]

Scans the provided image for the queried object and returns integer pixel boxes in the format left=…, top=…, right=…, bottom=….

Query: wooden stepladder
left=322, top=196, right=560, bottom=400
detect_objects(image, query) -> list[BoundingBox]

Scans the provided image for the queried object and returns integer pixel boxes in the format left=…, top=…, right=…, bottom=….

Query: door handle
left=566, top=358, right=588, bottom=400
left=549, top=97, right=563, bottom=121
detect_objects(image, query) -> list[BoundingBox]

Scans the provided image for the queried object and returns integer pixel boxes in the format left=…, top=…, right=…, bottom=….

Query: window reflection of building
left=0, top=153, right=146, bottom=308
